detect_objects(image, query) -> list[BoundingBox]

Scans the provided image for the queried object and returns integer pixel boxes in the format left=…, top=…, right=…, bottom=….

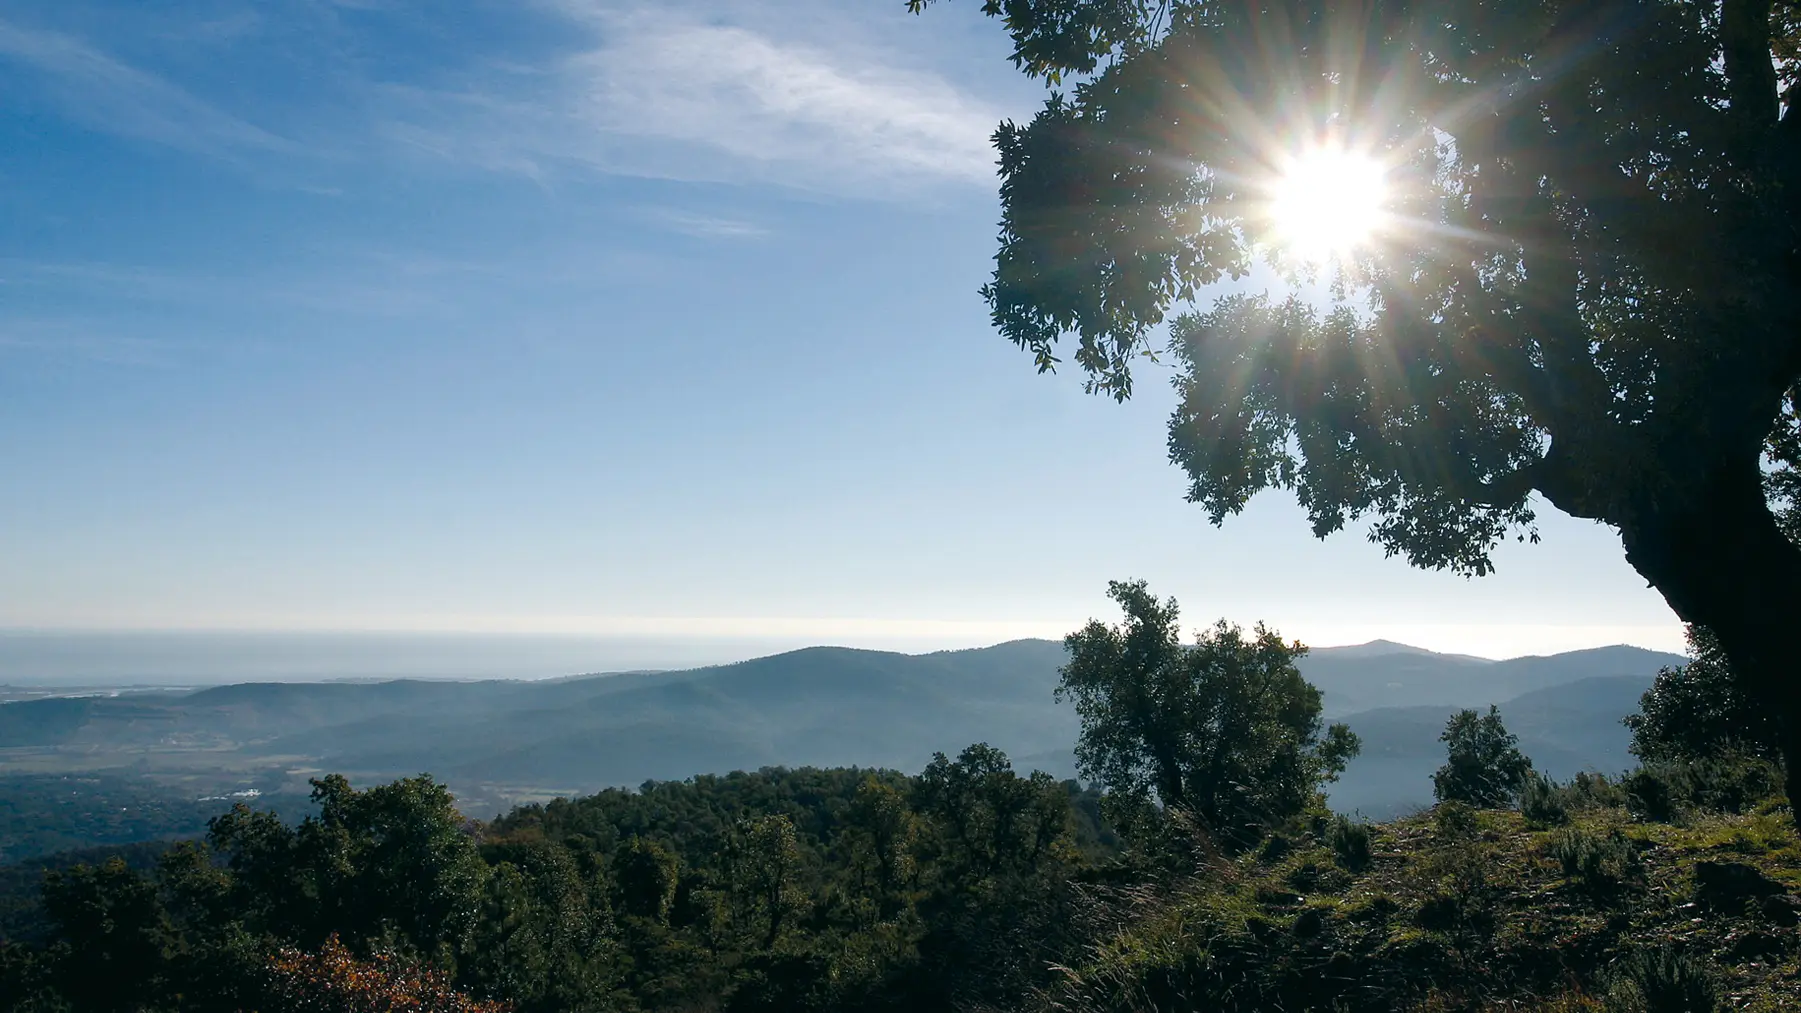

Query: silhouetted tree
left=6, top=765, right=1124, bottom=1013
left=464, top=842, right=624, bottom=1013
left=841, top=777, right=918, bottom=916
left=1628, top=631, right=1787, bottom=767
left=0, top=942, right=56, bottom=1013
left=611, top=837, right=679, bottom=926
left=908, top=745, right=1083, bottom=1009
left=306, top=775, right=487, bottom=958
left=1434, top=707, right=1534, bottom=808
left=723, top=952, right=832, bottom=1013
left=207, top=774, right=486, bottom=958
left=40, top=858, right=176, bottom=1013
left=914, top=743, right=1070, bottom=878
left=207, top=799, right=306, bottom=939
left=1059, top=580, right=1359, bottom=847
left=725, top=815, right=805, bottom=949
left=914, top=0, right=1801, bottom=811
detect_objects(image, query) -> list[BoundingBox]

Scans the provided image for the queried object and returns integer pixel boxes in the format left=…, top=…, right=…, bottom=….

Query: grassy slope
left=1040, top=800, right=1800, bottom=1012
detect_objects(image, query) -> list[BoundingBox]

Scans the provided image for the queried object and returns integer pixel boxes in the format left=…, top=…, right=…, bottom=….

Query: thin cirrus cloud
left=646, top=209, right=769, bottom=240
left=381, top=5, right=1008, bottom=196
left=0, top=253, right=515, bottom=323
left=559, top=10, right=1003, bottom=189
left=0, top=6, right=1006, bottom=196
left=0, top=17, right=290, bottom=158
left=0, top=321, right=170, bottom=366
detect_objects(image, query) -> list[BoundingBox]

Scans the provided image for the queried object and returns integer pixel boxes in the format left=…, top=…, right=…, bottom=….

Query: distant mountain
left=0, top=637, right=1682, bottom=819
left=1314, top=639, right=1489, bottom=662
left=1302, top=642, right=1683, bottom=716
left=1326, top=674, right=1658, bottom=818
left=311, top=640, right=1080, bottom=792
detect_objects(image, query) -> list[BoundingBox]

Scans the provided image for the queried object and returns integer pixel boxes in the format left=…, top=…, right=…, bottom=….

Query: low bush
left=1284, top=859, right=1322, bottom=892
left=1519, top=774, right=1570, bottom=828
left=1416, top=840, right=1500, bottom=950
left=1520, top=772, right=1627, bottom=828
left=1433, top=802, right=1479, bottom=841
left=1433, top=707, right=1534, bottom=808
left=1691, top=860, right=1785, bottom=914
left=1682, top=754, right=1785, bottom=814
left=1547, top=828, right=1642, bottom=897
left=1624, top=753, right=1785, bottom=823
left=1563, top=772, right=1628, bottom=810
left=1328, top=815, right=1373, bottom=872
left=1623, top=765, right=1687, bottom=823
left=1602, top=945, right=1717, bottom=1013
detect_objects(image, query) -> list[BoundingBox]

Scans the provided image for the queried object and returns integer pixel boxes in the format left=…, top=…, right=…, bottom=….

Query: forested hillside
left=0, top=751, right=1115, bottom=1012
left=0, top=639, right=1681, bottom=827
left=3, top=750, right=1794, bottom=1011
left=0, top=601, right=1789, bottom=1013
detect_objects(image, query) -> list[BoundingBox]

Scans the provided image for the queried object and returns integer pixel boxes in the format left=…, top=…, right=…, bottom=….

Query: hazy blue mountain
left=0, top=631, right=798, bottom=686
left=1315, top=639, right=1489, bottom=662
left=1301, top=641, right=1682, bottom=716
left=1326, top=675, right=1658, bottom=817
left=0, top=637, right=1681, bottom=818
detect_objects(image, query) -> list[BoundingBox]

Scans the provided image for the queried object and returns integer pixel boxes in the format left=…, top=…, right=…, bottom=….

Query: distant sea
left=0, top=631, right=818, bottom=688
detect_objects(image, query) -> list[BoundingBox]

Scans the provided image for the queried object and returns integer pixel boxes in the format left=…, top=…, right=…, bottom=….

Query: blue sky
left=0, top=0, right=1685, bottom=661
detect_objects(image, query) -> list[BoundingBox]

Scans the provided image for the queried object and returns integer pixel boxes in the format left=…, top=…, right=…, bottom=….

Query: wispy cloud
left=376, top=4, right=1005, bottom=196
left=162, top=10, right=264, bottom=47
left=0, top=4, right=1007, bottom=195
left=0, top=321, right=169, bottom=366
left=647, top=208, right=769, bottom=240
left=0, top=255, right=461, bottom=319
left=563, top=9, right=1000, bottom=187
left=0, top=17, right=290, bottom=158
left=0, top=245, right=674, bottom=320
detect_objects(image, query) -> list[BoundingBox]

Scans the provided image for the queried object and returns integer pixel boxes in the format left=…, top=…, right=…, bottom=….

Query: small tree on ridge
left=1434, top=706, right=1534, bottom=808
left=1059, top=580, right=1359, bottom=849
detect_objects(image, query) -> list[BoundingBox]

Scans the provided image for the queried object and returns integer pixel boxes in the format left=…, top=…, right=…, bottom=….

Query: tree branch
left=1724, top=0, right=1782, bottom=136
left=1461, top=461, right=1544, bottom=508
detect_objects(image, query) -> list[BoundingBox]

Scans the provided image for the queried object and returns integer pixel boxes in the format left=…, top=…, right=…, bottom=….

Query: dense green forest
left=0, top=753, right=1115, bottom=1012
left=1, top=595, right=1794, bottom=1012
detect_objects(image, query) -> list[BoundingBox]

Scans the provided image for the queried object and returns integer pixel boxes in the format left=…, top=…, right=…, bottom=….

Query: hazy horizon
left=0, top=627, right=1689, bottom=688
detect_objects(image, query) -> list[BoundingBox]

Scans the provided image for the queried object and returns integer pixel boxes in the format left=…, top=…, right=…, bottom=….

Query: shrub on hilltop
left=1434, top=706, right=1534, bottom=809
left=1058, top=580, right=1359, bottom=852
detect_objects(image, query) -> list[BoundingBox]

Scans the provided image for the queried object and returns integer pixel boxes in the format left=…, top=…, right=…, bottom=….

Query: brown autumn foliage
left=260, top=935, right=510, bottom=1013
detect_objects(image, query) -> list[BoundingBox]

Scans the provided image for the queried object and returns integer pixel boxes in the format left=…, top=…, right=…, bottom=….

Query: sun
left=1266, top=145, right=1389, bottom=263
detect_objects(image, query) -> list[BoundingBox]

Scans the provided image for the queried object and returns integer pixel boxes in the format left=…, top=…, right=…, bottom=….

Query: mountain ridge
left=0, top=638, right=1684, bottom=817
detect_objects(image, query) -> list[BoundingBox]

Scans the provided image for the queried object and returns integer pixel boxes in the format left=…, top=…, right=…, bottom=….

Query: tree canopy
left=1433, top=706, right=1534, bottom=808
left=1625, top=627, right=1786, bottom=765
left=1059, top=579, right=1359, bottom=848
left=5, top=762, right=1110, bottom=1013
left=919, top=0, right=1801, bottom=804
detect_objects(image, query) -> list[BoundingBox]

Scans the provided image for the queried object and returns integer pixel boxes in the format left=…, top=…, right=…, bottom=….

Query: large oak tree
left=917, top=0, right=1801, bottom=803
left=1059, top=580, right=1358, bottom=848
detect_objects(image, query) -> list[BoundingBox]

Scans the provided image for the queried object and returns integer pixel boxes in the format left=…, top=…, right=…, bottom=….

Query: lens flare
left=1267, top=146, right=1389, bottom=263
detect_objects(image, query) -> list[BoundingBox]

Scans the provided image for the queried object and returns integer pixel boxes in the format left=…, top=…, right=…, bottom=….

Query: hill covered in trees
left=0, top=639, right=1681, bottom=828
left=2, top=749, right=1793, bottom=1011
left=0, top=755, right=1115, bottom=1012
left=1, top=590, right=1783, bottom=1013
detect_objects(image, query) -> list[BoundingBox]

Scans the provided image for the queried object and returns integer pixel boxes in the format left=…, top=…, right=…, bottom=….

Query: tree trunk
left=1616, top=459, right=1801, bottom=819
